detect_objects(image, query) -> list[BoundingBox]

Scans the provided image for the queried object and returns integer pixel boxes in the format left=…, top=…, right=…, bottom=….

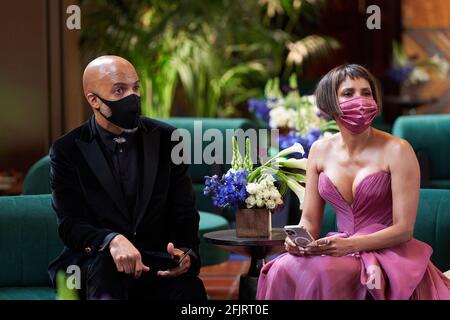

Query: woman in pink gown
left=256, top=64, right=450, bottom=300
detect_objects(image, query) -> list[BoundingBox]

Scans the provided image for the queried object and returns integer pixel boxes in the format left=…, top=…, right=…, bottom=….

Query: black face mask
left=95, top=94, right=141, bottom=130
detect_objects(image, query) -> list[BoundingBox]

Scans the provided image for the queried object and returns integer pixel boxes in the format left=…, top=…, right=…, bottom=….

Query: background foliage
left=80, top=0, right=339, bottom=118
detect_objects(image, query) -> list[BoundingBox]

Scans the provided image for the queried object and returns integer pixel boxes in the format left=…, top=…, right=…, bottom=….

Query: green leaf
left=289, top=73, right=298, bottom=90
left=243, top=137, right=254, bottom=172
left=231, top=136, right=244, bottom=171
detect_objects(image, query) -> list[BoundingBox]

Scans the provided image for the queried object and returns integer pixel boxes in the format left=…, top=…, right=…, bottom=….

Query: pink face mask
left=337, top=96, right=378, bottom=134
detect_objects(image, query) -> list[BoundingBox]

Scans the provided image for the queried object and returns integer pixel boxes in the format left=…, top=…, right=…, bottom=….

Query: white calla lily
left=285, top=175, right=305, bottom=208
left=277, top=158, right=307, bottom=170
left=273, top=143, right=305, bottom=158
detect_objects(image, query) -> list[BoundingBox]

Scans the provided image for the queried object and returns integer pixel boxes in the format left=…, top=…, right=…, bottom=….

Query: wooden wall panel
left=62, top=0, right=84, bottom=132
left=402, top=0, right=449, bottom=29
left=0, top=0, right=84, bottom=177
left=0, top=0, right=50, bottom=173
left=402, top=0, right=450, bottom=114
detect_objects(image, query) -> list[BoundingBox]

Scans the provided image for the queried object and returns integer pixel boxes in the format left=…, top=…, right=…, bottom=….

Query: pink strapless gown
left=256, top=171, right=450, bottom=300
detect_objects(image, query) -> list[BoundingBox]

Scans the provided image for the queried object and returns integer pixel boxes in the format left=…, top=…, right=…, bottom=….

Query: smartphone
left=142, top=249, right=192, bottom=271
left=178, top=248, right=192, bottom=265
left=283, top=225, right=314, bottom=247
left=141, top=250, right=181, bottom=271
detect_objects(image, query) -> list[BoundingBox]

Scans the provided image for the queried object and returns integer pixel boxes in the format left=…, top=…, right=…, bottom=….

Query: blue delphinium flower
left=278, top=128, right=323, bottom=159
left=387, top=65, right=414, bottom=84
left=279, top=131, right=303, bottom=151
left=204, top=169, right=249, bottom=210
left=248, top=98, right=270, bottom=126
left=303, top=128, right=322, bottom=157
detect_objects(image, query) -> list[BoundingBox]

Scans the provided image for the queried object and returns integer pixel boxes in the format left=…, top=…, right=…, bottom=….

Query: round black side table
left=203, top=228, right=285, bottom=300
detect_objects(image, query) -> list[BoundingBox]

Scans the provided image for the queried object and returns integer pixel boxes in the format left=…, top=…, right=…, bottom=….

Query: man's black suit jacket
left=48, top=116, right=200, bottom=283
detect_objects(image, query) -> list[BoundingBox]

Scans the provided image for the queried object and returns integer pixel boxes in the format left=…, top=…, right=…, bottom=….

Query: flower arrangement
left=204, top=137, right=307, bottom=212
left=248, top=74, right=339, bottom=157
left=387, top=41, right=449, bottom=86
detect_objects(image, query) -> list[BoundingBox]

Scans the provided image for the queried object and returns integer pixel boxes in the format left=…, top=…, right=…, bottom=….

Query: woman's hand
left=284, top=236, right=307, bottom=256
left=304, top=236, right=355, bottom=257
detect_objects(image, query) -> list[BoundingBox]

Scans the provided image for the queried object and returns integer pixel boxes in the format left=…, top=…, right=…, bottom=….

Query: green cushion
left=319, top=189, right=450, bottom=271
left=0, top=287, right=56, bottom=300
left=319, top=203, right=337, bottom=238
left=414, top=189, right=450, bottom=272
left=157, top=117, right=258, bottom=182
left=0, top=195, right=63, bottom=287
left=393, top=115, right=450, bottom=181
left=199, top=211, right=230, bottom=266
left=158, top=117, right=261, bottom=215
left=23, top=156, right=51, bottom=195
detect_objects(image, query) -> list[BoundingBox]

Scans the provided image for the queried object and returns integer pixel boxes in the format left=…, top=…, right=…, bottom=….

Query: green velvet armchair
left=23, top=155, right=51, bottom=195
left=392, top=114, right=450, bottom=189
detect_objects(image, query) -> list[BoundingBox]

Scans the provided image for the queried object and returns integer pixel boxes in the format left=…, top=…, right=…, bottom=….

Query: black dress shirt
left=95, top=121, right=140, bottom=250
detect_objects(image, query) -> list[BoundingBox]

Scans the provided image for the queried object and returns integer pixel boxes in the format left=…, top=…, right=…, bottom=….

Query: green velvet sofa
left=392, top=114, right=450, bottom=189
left=0, top=194, right=229, bottom=299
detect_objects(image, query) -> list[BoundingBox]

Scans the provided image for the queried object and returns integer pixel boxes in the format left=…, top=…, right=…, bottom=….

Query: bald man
left=48, top=56, right=206, bottom=300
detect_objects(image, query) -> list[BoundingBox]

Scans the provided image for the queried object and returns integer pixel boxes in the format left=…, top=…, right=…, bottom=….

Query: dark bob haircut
left=314, top=64, right=382, bottom=118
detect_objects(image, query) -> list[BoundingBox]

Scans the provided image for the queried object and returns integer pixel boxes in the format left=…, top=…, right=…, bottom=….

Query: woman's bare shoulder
left=373, top=129, right=417, bottom=170
left=309, top=132, right=339, bottom=167
left=373, top=129, right=413, bottom=153
left=311, top=132, right=340, bottom=152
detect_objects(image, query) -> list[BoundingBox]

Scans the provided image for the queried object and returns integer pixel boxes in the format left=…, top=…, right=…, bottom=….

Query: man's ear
left=86, top=93, right=100, bottom=110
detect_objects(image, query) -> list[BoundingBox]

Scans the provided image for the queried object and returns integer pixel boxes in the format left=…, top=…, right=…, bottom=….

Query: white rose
left=286, top=109, right=298, bottom=129
left=270, top=188, right=282, bottom=199
left=266, top=199, right=276, bottom=210
left=245, top=195, right=256, bottom=204
left=246, top=195, right=256, bottom=206
left=256, top=198, right=264, bottom=208
left=269, top=106, right=291, bottom=129
left=246, top=183, right=258, bottom=194
left=262, top=190, right=271, bottom=199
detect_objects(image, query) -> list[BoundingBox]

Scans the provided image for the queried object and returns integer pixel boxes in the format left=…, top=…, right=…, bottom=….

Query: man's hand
left=109, top=234, right=150, bottom=279
left=157, top=242, right=191, bottom=278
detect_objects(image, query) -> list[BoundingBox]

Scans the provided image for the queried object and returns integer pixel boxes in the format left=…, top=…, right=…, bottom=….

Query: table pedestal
left=239, top=275, right=259, bottom=300
left=203, top=229, right=285, bottom=300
